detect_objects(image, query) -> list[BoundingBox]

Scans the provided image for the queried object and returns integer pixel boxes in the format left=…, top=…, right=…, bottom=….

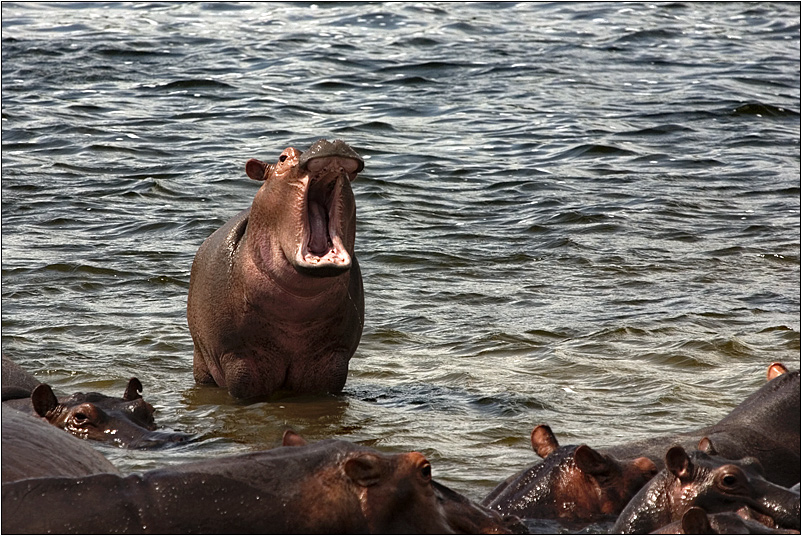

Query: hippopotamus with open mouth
left=187, top=139, right=365, bottom=399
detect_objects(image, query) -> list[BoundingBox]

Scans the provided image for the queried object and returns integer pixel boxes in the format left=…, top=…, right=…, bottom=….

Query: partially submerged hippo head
left=244, top=139, right=363, bottom=279
left=30, top=379, right=191, bottom=448
left=483, top=424, right=657, bottom=524
left=612, top=444, right=801, bottom=534
left=279, top=430, right=526, bottom=534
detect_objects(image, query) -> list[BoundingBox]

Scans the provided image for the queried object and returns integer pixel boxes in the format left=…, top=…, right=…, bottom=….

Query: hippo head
left=484, top=424, right=657, bottom=523
left=31, top=379, right=192, bottom=449
left=663, top=445, right=801, bottom=531
left=615, top=444, right=801, bottom=533
left=529, top=424, right=658, bottom=520
left=280, top=431, right=525, bottom=534
left=245, top=139, right=363, bottom=281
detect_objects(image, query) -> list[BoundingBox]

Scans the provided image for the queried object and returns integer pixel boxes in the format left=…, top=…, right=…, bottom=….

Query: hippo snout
left=299, top=139, right=364, bottom=175
left=126, top=430, right=194, bottom=449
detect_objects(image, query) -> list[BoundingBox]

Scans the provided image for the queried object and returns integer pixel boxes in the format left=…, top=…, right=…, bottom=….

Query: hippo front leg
left=285, top=349, right=352, bottom=394
left=192, top=339, right=219, bottom=386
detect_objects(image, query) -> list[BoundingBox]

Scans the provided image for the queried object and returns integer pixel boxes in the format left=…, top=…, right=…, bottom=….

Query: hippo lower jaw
left=294, top=162, right=355, bottom=277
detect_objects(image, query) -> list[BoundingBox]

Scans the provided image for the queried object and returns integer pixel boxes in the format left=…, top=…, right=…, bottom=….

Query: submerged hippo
left=2, top=356, right=190, bottom=448
left=482, top=424, right=657, bottom=524
left=7, top=382, right=191, bottom=449
left=187, top=139, right=365, bottom=399
left=2, top=433, right=525, bottom=534
left=612, top=445, right=801, bottom=534
left=2, top=409, right=119, bottom=483
left=602, top=367, right=800, bottom=487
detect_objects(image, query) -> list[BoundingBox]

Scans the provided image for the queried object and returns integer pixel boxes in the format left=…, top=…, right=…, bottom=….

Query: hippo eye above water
left=421, top=462, right=432, bottom=480
left=73, top=412, right=89, bottom=424
left=279, top=154, right=288, bottom=162
left=719, top=472, right=741, bottom=490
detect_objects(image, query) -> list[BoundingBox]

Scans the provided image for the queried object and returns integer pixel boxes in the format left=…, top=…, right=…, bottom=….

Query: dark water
left=2, top=0, right=799, bottom=528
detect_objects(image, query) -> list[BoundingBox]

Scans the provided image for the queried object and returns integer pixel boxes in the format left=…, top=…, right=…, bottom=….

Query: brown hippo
left=8, top=382, right=192, bottom=448
left=2, top=356, right=191, bottom=448
left=187, top=139, right=365, bottom=399
left=602, top=367, right=800, bottom=487
left=2, top=434, right=526, bottom=534
left=651, top=506, right=800, bottom=534
left=482, top=424, right=658, bottom=524
left=2, top=409, right=119, bottom=483
left=612, top=445, right=801, bottom=534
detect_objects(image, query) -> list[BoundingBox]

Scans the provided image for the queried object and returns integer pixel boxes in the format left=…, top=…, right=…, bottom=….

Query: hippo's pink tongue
left=308, top=200, right=329, bottom=255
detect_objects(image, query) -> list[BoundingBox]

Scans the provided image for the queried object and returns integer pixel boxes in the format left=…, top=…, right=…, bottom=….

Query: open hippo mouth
left=295, top=140, right=363, bottom=277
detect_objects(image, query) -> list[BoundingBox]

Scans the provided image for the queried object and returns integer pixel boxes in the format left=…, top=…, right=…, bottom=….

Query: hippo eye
left=279, top=154, right=288, bottom=162
left=420, top=463, right=432, bottom=480
left=73, top=412, right=89, bottom=424
left=719, top=472, right=741, bottom=490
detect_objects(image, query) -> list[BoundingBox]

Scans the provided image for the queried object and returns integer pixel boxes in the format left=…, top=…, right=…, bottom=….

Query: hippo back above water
left=2, top=433, right=524, bottom=534
left=187, top=139, right=365, bottom=399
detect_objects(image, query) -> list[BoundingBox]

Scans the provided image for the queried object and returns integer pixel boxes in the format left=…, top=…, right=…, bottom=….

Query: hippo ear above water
left=31, top=383, right=60, bottom=418
left=282, top=430, right=308, bottom=447
left=698, top=437, right=717, bottom=455
left=344, top=453, right=384, bottom=488
left=665, top=445, right=693, bottom=481
left=245, top=159, right=272, bottom=181
left=681, top=507, right=713, bottom=534
left=573, top=445, right=611, bottom=476
left=123, top=378, right=143, bottom=401
left=531, top=424, right=560, bottom=459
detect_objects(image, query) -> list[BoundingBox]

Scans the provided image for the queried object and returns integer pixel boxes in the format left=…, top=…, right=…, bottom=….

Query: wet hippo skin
left=187, top=139, right=365, bottom=399
left=612, top=445, right=801, bottom=534
left=2, top=434, right=524, bottom=534
left=2, top=356, right=191, bottom=449
left=482, top=424, right=657, bottom=524
left=2, top=409, right=119, bottom=483
left=651, top=506, right=800, bottom=534
left=601, top=369, right=800, bottom=487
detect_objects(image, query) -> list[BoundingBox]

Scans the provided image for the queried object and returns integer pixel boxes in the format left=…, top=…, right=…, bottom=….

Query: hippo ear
left=767, top=362, right=788, bottom=381
left=698, top=437, right=717, bottom=455
left=245, top=159, right=271, bottom=181
left=282, top=430, right=308, bottom=447
left=123, top=377, right=143, bottom=401
left=31, top=384, right=59, bottom=418
left=681, top=507, right=712, bottom=534
left=573, top=445, right=610, bottom=476
left=344, top=453, right=383, bottom=488
left=531, top=424, right=560, bottom=459
left=665, top=446, right=693, bottom=481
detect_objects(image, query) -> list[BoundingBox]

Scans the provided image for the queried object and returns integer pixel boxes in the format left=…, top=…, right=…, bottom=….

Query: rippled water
left=2, top=1, right=799, bottom=526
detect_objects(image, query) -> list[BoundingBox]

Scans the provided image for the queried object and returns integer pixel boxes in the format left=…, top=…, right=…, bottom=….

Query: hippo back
left=2, top=409, right=119, bottom=483
left=1, top=355, right=40, bottom=398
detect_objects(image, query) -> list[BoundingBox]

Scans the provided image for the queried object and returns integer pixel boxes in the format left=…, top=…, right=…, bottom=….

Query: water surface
left=2, top=2, right=799, bottom=529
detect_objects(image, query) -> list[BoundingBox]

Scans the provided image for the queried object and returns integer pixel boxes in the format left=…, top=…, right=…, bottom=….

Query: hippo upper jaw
left=293, top=157, right=359, bottom=278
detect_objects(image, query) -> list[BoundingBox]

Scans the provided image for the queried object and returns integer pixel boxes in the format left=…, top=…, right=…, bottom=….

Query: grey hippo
left=187, top=139, right=365, bottom=399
